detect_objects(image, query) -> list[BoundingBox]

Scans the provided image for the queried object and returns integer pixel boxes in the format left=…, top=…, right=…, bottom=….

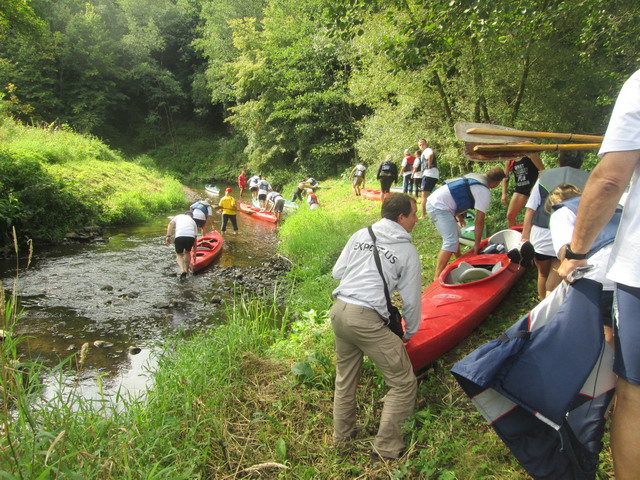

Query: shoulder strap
left=368, top=227, right=394, bottom=316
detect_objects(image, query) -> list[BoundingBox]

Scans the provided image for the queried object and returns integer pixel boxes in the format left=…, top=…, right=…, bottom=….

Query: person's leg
left=545, top=258, right=562, bottom=297
left=221, top=214, right=229, bottom=232
left=230, top=214, right=238, bottom=233
left=434, top=249, right=453, bottom=281
left=506, top=193, right=528, bottom=227
left=534, top=257, right=551, bottom=300
left=610, top=283, right=640, bottom=479
left=420, top=190, right=428, bottom=219
left=612, top=379, right=640, bottom=479
left=329, top=300, right=364, bottom=444
left=428, top=206, right=459, bottom=281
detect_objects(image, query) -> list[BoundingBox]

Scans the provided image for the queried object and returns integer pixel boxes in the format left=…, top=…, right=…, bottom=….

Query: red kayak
left=238, top=202, right=278, bottom=223
left=190, top=230, right=224, bottom=272
left=405, top=228, right=526, bottom=371
left=360, top=188, right=384, bottom=201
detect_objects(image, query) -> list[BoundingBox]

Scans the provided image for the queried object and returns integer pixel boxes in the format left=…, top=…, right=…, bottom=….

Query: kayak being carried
left=191, top=230, right=223, bottom=272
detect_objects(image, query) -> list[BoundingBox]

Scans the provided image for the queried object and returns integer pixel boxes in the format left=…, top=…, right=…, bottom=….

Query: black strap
left=368, top=227, right=394, bottom=320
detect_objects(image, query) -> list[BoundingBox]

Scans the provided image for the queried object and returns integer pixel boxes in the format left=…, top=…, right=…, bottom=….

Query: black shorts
left=379, top=177, right=394, bottom=193
left=258, top=193, right=267, bottom=201
left=273, top=198, right=285, bottom=213
left=421, top=176, right=438, bottom=193
left=174, top=236, right=195, bottom=254
left=534, top=252, right=556, bottom=261
left=514, top=186, right=533, bottom=196
left=250, top=186, right=259, bottom=193
left=194, top=218, right=206, bottom=228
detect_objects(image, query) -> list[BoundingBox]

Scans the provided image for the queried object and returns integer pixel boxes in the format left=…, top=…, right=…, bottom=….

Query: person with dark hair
left=426, top=166, right=506, bottom=281
left=501, top=153, right=544, bottom=227
left=330, top=194, right=421, bottom=461
left=521, top=151, right=589, bottom=299
left=558, top=69, right=640, bottom=479
left=166, top=211, right=198, bottom=280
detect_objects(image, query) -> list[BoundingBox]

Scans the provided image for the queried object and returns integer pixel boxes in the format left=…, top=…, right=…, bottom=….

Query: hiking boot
left=369, top=451, right=401, bottom=463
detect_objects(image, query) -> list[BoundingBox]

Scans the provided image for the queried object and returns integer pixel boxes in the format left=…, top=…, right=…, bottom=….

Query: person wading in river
left=166, top=211, right=198, bottom=280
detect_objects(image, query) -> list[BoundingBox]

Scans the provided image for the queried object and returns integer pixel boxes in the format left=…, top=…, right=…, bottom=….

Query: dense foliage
left=2, top=0, right=639, bottom=181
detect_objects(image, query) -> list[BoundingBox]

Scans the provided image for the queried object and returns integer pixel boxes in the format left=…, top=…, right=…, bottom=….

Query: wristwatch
left=564, top=244, right=587, bottom=260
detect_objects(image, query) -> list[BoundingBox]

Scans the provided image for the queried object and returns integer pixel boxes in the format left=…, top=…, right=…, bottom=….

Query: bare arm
left=472, top=211, right=485, bottom=254
left=558, top=150, right=639, bottom=277
left=501, top=160, right=510, bottom=204
left=531, top=153, right=544, bottom=171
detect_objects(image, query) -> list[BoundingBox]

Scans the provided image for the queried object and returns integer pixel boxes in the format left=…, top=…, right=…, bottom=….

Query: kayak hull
left=191, top=230, right=223, bottom=272
left=405, top=228, right=526, bottom=371
left=238, top=202, right=278, bottom=223
left=204, top=184, right=220, bottom=196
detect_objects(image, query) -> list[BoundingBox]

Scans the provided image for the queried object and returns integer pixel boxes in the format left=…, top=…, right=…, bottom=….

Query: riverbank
left=1, top=180, right=613, bottom=478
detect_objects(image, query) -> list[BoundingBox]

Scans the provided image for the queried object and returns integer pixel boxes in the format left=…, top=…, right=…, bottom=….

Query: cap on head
left=404, top=149, right=411, bottom=155
left=306, top=188, right=313, bottom=194
left=225, top=187, right=232, bottom=193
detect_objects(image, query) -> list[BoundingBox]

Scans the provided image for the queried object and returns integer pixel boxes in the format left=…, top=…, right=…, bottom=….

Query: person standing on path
left=218, top=187, right=238, bottom=234
left=557, top=69, right=640, bottom=480
left=166, top=211, right=198, bottom=280
left=399, top=149, right=415, bottom=194
left=376, top=156, right=398, bottom=202
left=501, top=154, right=544, bottom=227
left=330, top=194, right=421, bottom=461
left=418, top=138, right=439, bottom=219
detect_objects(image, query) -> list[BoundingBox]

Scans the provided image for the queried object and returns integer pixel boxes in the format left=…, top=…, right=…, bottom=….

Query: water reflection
left=1, top=196, right=278, bottom=400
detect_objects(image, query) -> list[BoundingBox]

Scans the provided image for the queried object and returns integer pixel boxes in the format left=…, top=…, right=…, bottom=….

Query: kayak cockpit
left=441, top=229, right=523, bottom=286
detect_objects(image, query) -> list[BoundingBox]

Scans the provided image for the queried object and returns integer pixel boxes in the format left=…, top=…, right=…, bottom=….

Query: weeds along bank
left=0, top=118, right=184, bottom=248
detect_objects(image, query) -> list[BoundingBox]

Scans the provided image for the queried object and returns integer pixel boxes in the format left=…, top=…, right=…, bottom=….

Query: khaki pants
left=330, top=299, right=417, bottom=458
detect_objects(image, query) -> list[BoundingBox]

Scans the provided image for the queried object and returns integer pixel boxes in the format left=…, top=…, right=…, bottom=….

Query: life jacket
left=553, top=196, right=622, bottom=258
left=532, top=167, right=590, bottom=228
left=422, top=149, right=437, bottom=170
left=191, top=201, right=209, bottom=218
left=354, top=165, right=365, bottom=177
left=308, top=194, right=318, bottom=204
left=445, top=173, right=489, bottom=215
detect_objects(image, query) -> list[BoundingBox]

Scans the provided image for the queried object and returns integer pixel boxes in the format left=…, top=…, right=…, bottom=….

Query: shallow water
left=0, top=191, right=279, bottom=400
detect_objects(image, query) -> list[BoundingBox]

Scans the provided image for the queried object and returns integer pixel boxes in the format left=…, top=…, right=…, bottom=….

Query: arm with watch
left=558, top=151, right=636, bottom=280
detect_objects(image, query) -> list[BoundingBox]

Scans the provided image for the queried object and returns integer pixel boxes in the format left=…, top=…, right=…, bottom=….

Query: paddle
left=455, top=122, right=604, bottom=144
left=473, top=143, right=601, bottom=153
left=462, top=142, right=599, bottom=162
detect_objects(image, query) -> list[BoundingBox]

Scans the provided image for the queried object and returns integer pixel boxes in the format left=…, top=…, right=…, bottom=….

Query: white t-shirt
left=353, top=164, right=366, bottom=177
left=599, top=69, right=640, bottom=287
left=524, top=180, right=555, bottom=256
left=400, top=156, right=414, bottom=176
left=173, top=214, right=198, bottom=238
left=550, top=207, right=614, bottom=291
left=427, top=182, right=491, bottom=215
left=421, top=147, right=439, bottom=179
left=412, top=156, right=423, bottom=179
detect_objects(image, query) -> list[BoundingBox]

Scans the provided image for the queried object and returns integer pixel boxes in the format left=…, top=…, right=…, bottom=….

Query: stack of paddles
left=454, top=122, right=604, bottom=162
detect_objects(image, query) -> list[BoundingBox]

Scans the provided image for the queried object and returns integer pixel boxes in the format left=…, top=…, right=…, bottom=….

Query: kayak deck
left=191, top=230, right=224, bottom=272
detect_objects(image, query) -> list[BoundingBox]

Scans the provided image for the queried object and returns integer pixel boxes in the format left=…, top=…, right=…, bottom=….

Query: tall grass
left=0, top=285, right=291, bottom=478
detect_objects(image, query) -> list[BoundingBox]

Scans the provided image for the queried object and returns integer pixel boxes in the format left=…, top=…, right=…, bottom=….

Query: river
left=0, top=191, right=281, bottom=402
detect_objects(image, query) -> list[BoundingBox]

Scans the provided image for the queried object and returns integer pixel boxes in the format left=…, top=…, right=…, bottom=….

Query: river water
left=0, top=191, right=280, bottom=401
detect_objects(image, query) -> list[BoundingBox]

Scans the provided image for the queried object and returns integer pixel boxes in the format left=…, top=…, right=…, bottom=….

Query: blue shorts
left=421, top=176, right=438, bottom=193
left=427, top=204, right=460, bottom=252
left=614, top=283, right=640, bottom=385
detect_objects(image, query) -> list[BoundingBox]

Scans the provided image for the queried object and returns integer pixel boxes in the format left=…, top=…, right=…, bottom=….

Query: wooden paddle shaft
left=467, top=127, right=603, bottom=143
left=474, top=143, right=601, bottom=153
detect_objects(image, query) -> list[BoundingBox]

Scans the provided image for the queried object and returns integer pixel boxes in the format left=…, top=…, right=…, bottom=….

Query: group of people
left=332, top=69, right=640, bottom=479
left=165, top=188, right=239, bottom=279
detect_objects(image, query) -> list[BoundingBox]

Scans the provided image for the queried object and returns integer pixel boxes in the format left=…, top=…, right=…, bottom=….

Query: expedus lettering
left=353, top=242, right=397, bottom=264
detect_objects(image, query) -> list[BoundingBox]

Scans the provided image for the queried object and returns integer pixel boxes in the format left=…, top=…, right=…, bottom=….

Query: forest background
left=2, top=0, right=639, bottom=246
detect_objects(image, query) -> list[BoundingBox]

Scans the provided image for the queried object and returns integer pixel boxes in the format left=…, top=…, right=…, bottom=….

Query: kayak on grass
left=405, top=227, right=527, bottom=371
left=191, top=230, right=223, bottom=272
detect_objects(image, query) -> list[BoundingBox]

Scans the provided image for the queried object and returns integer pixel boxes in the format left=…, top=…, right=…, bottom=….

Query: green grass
left=0, top=178, right=614, bottom=479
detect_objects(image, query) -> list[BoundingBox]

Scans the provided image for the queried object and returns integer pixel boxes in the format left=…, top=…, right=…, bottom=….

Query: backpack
left=380, top=161, right=397, bottom=177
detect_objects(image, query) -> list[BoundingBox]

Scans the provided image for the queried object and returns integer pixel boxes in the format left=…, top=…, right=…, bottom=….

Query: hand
left=165, top=236, right=171, bottom=245
left=501, top=195, right=508, bottom=206
left=471, top=244, right=480, bottom=255
left=557, top=258, right=588, bottom=281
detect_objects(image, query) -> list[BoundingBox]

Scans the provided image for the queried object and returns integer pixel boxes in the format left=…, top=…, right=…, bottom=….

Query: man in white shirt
left=558, top=69, right=640, bottom=480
